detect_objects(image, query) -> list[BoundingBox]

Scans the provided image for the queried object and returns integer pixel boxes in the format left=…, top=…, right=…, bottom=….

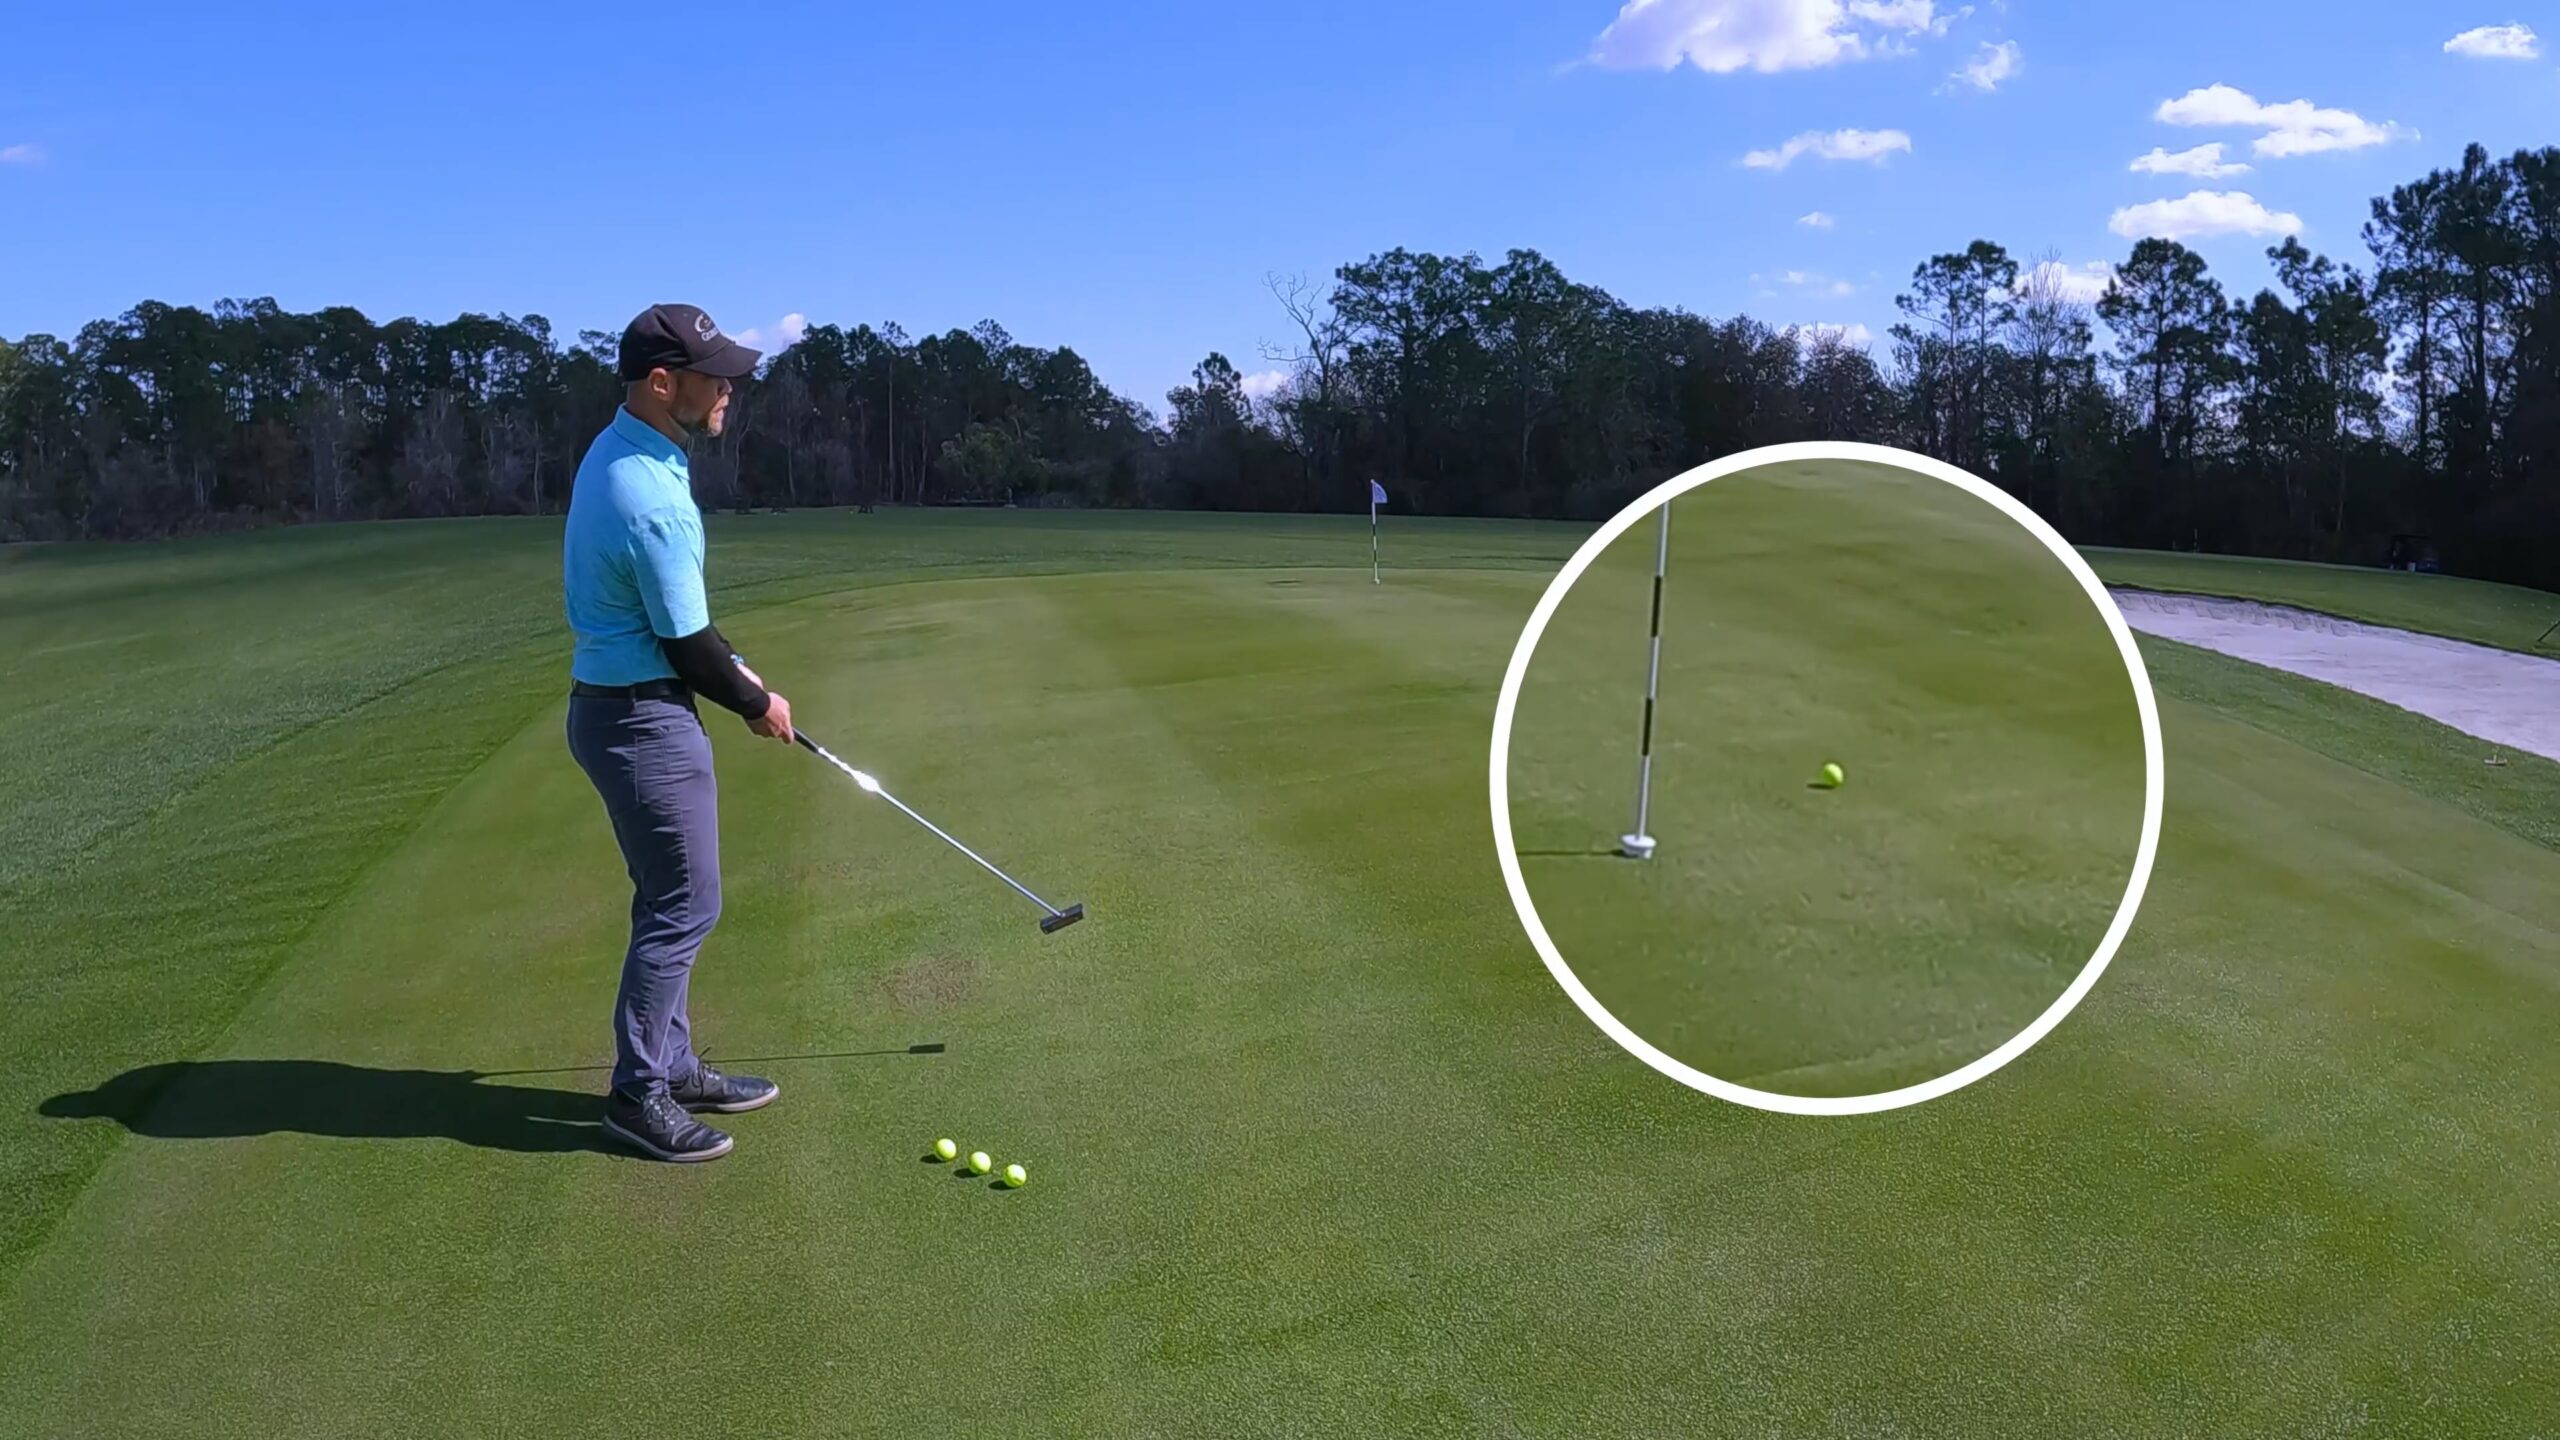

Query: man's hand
left=732, top=656, right=790, bottom=741
left=748, top=691, right=794, bottom=743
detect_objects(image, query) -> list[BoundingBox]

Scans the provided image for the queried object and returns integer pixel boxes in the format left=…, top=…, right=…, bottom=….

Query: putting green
left=1506, top=459, right=2149, bottom=1097
left=2, top=509, right=2555, bottom=1436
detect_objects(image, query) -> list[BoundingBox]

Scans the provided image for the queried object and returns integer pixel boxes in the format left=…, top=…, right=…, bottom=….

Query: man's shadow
left=40, top=1060, right=612, bottom=1156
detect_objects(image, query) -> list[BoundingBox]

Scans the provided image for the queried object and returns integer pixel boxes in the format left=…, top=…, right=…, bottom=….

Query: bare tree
left=296, top=385, right=363, bottom=518
left=395, top=391, right=467, bottom=516
left=2008, top=249, right=2098, bottom=508
left=481, top=407, right=539, bottom=515
left=1261, top=271, right=1349, bottom=507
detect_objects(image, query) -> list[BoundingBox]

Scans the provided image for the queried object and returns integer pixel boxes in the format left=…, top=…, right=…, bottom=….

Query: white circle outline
left=1488, top=441, right=2165, bottom=1116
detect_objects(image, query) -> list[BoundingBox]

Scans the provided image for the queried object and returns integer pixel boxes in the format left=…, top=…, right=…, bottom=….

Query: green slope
left=1507, top=460, right=2149, bottom=1096
left=2, top=512, right=2555, bottom=1436
left=0, top=510, right=1563, bottom=1284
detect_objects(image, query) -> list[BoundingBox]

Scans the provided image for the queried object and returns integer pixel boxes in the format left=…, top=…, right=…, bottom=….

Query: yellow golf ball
left=1818, top=762, right=1845, bottom=788
left=968, top=1150, right=993, bottom=1175
left=1003, top=1163, right=1028, bottom=1188
left=934, top=1138, right=958, bottom=1162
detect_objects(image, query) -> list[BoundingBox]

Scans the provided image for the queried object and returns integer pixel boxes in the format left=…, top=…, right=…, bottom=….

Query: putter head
left=1040, top=903, right=1086, bottom=934
left=1619, top=833, right=1657, bottom=860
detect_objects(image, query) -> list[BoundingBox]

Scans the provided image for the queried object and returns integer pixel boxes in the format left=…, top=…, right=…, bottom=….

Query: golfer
left=562, top=303, right=793, bottom=1162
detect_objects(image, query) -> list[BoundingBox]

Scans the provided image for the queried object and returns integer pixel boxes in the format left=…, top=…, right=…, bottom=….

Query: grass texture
left=2, top=505, right=2554, bottom=1436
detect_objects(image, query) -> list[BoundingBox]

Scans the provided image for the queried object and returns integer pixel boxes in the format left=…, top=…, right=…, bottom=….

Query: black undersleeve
left=660, top=624, right=771, bottom=718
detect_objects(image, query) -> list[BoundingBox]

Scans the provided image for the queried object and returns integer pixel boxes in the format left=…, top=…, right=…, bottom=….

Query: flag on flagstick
left=1368, top=480, right=1388, bottom=583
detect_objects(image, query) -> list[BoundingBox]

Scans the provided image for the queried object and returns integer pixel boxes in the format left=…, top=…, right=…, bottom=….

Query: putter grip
left=794, top=730, right=822, bottom=754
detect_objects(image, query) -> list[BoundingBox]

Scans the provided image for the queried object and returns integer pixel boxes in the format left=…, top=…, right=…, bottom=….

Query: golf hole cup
left=1488, top=441, right=2163, bottom=1116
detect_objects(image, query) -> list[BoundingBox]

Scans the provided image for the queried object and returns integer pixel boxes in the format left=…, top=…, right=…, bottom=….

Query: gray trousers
left=566, top=694, right=721, bottom=1099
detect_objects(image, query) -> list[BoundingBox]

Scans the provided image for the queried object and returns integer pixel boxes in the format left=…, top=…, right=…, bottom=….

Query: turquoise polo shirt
left=562, top=408, right=714, bottom=685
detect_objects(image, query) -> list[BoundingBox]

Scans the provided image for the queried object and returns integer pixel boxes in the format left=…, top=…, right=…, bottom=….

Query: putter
left=793, top=730, right=1085, bottom=934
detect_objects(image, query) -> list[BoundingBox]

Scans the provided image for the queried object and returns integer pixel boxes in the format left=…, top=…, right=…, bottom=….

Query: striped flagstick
left=1619, top=502, right=1671, bottom=859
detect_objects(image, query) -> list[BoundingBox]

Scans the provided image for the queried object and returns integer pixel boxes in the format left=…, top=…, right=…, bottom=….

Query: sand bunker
left=2111, top=587, right=2560, bottom=764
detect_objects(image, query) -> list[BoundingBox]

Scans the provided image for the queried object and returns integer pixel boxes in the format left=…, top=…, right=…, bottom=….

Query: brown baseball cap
left=617, top=303, right=762, bottom=383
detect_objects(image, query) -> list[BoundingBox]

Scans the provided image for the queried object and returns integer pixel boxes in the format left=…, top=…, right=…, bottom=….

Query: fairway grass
left=1506, top=460, right=2149, bottom=1097
left=3, top=508, right=2556, bottom=1436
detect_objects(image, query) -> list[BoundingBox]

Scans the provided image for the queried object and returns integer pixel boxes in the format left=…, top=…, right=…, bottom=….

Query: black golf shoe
left=669, top=1061, right=779, bottom=1115
left=602, top=1088, right=735, bottom=1162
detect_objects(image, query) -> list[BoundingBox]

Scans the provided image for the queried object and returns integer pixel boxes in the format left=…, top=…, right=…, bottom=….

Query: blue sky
left=3, top=1, right=2552, bottom=413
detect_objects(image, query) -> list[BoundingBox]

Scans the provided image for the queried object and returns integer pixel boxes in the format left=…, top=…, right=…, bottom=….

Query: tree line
left=3, top=140, right=2554, bottom=591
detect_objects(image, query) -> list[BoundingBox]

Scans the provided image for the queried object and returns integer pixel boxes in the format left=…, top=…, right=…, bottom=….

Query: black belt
left=571, top=679, right=693, bottom=702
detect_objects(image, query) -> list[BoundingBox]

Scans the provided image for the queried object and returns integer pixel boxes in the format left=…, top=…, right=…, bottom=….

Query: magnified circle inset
left=1489, top=442, right=2163, bottom=1116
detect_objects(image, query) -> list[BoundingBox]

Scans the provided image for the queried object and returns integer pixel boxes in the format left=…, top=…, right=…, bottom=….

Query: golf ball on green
left=1819, top=762, right=1845, bottom=788
left=1003, top=1163, right=1028, bottom=1188
left=934, top=1138, right=958, bottom=1162
left=968, top=1150, right=993, bottom=1174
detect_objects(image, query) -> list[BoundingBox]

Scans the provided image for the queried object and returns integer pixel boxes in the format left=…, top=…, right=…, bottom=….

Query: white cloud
left=2131, top=142, right=2250, bottom=178
left=1852, top=0, right=1969, bottom=35
left=1949, top=39, right=2019, bottom=91
left=0, top=143, right=46, bottom=166
left=733, top=312, right=809, bottom=352
left=2014, top=259, right=2115, bottom=305
left=2108, top=189, right=2303, bottom=241
left=1586, top=0, right=1966, bottom=75
left=1239, top=369, right=1290, bottom=400
left=1798, top=210, right=1837, bottom=228
left=1743, top=127, right=1912, bottom=170
left=2444, top=24, right=2539, bottom=59
left=2153, top=84, right=2411, bottom=158
left=1591, top=0, right=1863, bottom=73
left=1790, top=322, right=1875, bottom=347
left=1770, top=269, right=1859, bottom=296
left=1846, top=0, right=1932, bottom=29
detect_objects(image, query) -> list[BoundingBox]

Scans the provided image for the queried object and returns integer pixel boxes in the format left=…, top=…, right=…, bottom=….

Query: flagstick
left=1371, top=498, right=1380, bottom=585
left=1620, top=502, right=1670, bottom=860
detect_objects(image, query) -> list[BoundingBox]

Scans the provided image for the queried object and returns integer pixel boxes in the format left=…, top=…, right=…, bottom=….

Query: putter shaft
left=870, top=782, right=1062, bottom=915
left=795, top=730, right=1076, bottom=924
